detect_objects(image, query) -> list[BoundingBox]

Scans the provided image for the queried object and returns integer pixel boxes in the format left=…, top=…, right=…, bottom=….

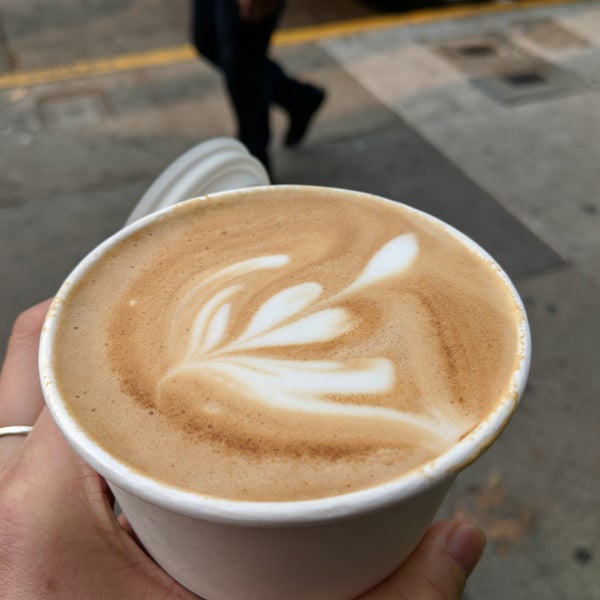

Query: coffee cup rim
left=39, top=184, right=531, bottom=526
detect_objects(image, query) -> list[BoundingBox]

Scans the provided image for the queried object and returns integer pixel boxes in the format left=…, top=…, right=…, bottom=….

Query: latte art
left=53, top=187, right=522, bottom=501
left=159, top=233, right=454, bottom=444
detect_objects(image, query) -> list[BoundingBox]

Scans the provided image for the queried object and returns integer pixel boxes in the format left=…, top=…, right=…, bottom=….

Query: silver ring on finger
left=0, top=426, right=34, bottom=438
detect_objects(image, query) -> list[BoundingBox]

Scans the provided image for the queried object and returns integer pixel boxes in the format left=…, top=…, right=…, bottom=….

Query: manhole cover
left=502, top=72, right=547, bottom=87
left=434, top=34, right=538, bottom=77
left=473, top=63, right=586, bottom=105
left=39, top=91, right=109, bottom=129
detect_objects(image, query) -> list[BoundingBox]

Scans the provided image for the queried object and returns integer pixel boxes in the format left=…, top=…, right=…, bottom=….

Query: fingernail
left=446, top=522, right=487, bottom=576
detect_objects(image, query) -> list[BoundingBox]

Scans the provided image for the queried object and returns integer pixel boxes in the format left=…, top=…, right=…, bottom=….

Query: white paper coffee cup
left=40, top=185, right=531, bottom=600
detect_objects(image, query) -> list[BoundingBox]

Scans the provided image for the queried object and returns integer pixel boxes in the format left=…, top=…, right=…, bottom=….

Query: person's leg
left=265, top=58, right=326, bottom=147
left=190, top=0, right=324, bottom=166
left=190, top=0, right=220, bottom=66
left=214, top=0, right=280, bottom=171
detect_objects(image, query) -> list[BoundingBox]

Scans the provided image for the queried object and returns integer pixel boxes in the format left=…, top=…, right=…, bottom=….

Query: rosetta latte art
left=159, top=233, right=459, bottom=444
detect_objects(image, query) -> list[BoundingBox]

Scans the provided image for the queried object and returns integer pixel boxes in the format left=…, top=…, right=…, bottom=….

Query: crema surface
left=53, top=187, right=522, bottom=501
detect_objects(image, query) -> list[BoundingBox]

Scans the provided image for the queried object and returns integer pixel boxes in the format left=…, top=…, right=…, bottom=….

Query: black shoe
left=284, top=87, right=326, bottom=148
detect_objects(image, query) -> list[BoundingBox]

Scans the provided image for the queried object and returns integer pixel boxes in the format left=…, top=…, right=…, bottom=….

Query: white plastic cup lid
left=125, top=138, right=270, bottom=226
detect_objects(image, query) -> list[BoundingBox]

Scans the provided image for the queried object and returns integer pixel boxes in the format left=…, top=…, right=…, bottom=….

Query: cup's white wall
left=111, top=475, right=455, bottom=600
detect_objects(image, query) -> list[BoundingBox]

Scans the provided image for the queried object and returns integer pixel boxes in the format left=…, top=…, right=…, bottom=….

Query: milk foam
left=53, top=187, right=522, bottom=501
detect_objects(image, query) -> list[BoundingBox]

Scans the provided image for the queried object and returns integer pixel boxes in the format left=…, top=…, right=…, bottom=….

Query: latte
left=51, top=186, right=523, bottom=501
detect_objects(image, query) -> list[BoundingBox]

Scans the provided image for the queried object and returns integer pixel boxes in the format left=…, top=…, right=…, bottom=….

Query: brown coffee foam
left=53, top=187, right=521, bottom=501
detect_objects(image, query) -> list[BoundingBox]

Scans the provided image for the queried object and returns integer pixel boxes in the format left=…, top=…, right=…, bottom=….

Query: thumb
left=359, top=520, right=486, bottom=600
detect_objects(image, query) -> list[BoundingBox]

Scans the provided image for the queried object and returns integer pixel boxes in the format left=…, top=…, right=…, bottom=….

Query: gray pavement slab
left=0, top=180, right=149, bottom=327
left=398, top=82, right=600, bottom=260
left=0, top=0, right=188, bottom=70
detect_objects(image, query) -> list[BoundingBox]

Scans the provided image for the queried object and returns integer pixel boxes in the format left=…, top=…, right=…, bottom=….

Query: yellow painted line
left=0, top=45, right=196, bottom=90
left=0, top=0, right=579, bottom=90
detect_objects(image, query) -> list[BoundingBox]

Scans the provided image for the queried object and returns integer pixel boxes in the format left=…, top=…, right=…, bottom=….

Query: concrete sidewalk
left=1, top=1, right=599, bottom=598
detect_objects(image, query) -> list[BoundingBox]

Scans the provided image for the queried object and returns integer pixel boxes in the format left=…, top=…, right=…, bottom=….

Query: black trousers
left=191, top=0, right=307, bottom=165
